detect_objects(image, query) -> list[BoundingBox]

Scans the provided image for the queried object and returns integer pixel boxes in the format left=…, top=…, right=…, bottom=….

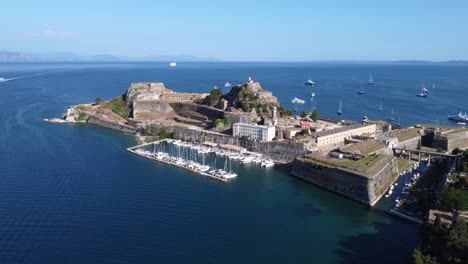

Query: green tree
left=441, top=187, right=467, bottom=211
left=95, top=97, right=102, bottom=104
left=206, top=87, right=223, bottom=106
left=446, top=222, right=468, bottom=263
left=300, top=111, right=308, bottom=118
left=412, top=250, right=438, bottom=264
left=452, top=147, right=462, bottom=155
left=311, top=110, right=319, bottom=122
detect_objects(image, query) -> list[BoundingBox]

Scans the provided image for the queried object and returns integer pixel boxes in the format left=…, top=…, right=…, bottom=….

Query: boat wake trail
left=3, top=72, right=49, bottom=82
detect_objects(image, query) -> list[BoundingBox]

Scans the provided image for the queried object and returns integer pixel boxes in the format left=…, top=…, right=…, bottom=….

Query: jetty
left=127, top=139, right=230, bottom=183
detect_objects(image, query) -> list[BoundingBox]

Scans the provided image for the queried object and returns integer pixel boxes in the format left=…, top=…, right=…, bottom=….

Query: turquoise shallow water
left=1, top=61, right=462, bottom=263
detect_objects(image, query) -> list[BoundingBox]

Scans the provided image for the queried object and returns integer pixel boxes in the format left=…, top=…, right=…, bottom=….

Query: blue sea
left=1, top=61, right=467, bottom=263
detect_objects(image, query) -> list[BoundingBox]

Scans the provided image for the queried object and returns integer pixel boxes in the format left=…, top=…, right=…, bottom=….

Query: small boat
left=305, top=79, right=316, bottom=86
left=368, top=72, right=373, bottom=85
left=448, top=112, right=468, bottom=122
left=394, top=114, right=401, bottom=127
left=357, top=83, right=365, bottom=94
left=0, top=77, right=6, bottom=82
left=224, top=81, right=232, bottom=87
left=458, top=122, right=466, bottom=125
left=416, top=84, right=428, bottom=97
left=262, top=160, right=274, bottom=168
left=291, top=97, right=306, bottom=104
left=337, top=99, right=342, bottom=115
left=387, top=108, right=395, bottom=121
left=169, top=62, right=177, bottom=67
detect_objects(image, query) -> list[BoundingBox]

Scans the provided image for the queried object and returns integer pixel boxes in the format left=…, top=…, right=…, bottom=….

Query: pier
left=127, top=139, right=229, bottom=183
left=127, top=138, right=273, bottom=183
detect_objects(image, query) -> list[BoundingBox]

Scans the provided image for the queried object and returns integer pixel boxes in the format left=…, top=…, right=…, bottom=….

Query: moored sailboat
left=337, top=99, right=342, bottom=115
left=357, top=83, right=365, bottom=94
left=416, top=84, right=428, bottom=97
left=387, top=108, right=395, bottom=121
left=368, top=72, right=373, bottom=85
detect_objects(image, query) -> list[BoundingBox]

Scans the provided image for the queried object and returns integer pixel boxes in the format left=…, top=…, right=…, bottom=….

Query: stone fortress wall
left=290, top=156, right=399, bottom=206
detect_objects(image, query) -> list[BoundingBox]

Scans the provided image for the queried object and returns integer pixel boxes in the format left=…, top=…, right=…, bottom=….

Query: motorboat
left=224, top=172, right=238, bottom=179
left=261, top=159, right=274, bottom=168
left=448, top=112, right=468, bottom=123
left=291, top=97, right=306, bottom=104
left=169, top=62, right=177, bottom=67
left=305, top=79, right=316, bottom=86
left=0, top=77, right=7, bottom=82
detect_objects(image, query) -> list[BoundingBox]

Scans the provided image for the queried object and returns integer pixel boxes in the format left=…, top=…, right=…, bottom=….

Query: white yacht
left=448, top=112, right=468, bottom=123
left=0, top=77, right=7, bottom=82
left=169, top=62, right=177, bottom=67
left=224, top=172, right=238, bottom=179
left=305, top=79, right=316, bottom=86
left=241, top=156, right=254, bottom=164
left=224, top=81, right=232, bottom=87
left=261, top=159, right=274, bottom=168
left=291, top=97, right=305, bottom=104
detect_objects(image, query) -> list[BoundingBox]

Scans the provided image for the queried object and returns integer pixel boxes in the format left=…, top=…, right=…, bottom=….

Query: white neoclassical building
left=233, top=123, right=276, bottom=142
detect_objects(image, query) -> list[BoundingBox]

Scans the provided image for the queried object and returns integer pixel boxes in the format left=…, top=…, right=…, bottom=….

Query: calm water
left=2, top=61, right=466, bottom=263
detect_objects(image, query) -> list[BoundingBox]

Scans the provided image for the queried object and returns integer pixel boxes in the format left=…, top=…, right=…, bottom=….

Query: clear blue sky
left=1, top=0, right=467, bottom=61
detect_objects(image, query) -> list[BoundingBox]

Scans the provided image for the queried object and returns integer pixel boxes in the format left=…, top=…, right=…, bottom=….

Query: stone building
left=284, top=127, right=302, bottom=139
left=310, top=123, right=377, bottom=148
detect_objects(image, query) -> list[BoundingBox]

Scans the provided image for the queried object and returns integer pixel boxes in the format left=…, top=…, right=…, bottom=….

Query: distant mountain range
left=0, top=51, right=216, bottom=62
left=0, top=51, right=467, bottom=63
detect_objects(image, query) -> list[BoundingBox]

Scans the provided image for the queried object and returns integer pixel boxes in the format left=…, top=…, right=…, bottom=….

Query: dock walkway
left=127, top=139, right=228, bottom=183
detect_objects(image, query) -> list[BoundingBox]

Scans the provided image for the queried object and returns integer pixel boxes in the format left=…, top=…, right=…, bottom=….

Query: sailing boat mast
left=379, top=100, right=383, bottom=111
left=387, top=108, right=395, bottom=121
left=357, top=83, right=365, bottom=94
left=368, top=72, right=373, bottom=85
left=337, top=99, right=342, bottom=115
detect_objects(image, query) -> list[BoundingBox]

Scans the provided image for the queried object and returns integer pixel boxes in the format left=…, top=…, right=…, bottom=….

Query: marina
left=127, top=138, right=274, bottom=183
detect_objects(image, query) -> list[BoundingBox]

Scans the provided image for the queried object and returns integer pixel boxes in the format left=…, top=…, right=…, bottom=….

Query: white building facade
left=233, top=123, right=276, bottom=142
left=311, top=123, right=377, bottom=148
